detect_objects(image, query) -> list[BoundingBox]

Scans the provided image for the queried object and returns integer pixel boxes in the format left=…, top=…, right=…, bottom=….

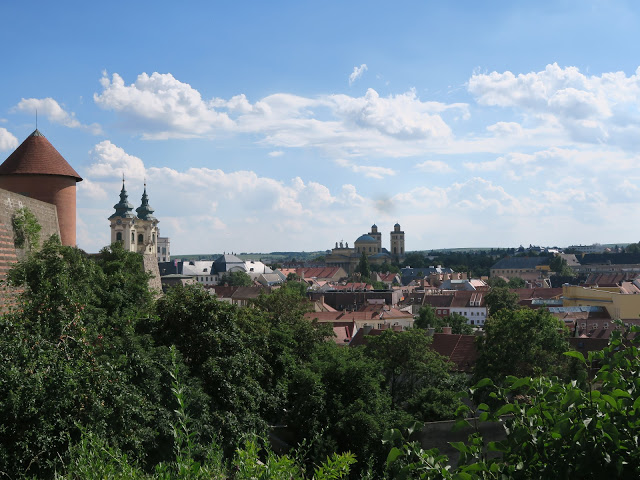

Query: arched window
left=152, top=233, right=155, bottom=243
left=131, top=232, right=135, bottom=243
left=116, top=232, right=122, bottom=242
left=138, top=234, right=144, bottom=244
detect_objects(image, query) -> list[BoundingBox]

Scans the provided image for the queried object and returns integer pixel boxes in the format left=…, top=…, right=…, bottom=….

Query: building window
left=131, top=232, right=135, bottom=243
left=116, top=232, right=122, bottom=242
left=603, top=323, right=608, bottom=329
left=138, top=234, right=144, bottom=244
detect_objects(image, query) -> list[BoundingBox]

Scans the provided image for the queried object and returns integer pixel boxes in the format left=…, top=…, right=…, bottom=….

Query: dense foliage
left=387, top=324, right=640, bottom=479
left=1, top=237, right=466, bottom=478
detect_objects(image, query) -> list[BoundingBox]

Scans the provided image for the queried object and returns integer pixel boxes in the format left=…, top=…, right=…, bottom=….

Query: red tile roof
left=430, top=333, right=478, bottom=372
left=422, top=295, right=455, bottom=308
left=0, top=130, right=82, bottom=181
left=450, top=291, right=485, bottom=307
left=513, top=287, right=563, bottom=301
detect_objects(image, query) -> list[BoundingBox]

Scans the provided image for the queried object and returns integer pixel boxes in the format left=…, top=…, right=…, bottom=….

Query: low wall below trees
left=418, top=417, right=507, bottom=464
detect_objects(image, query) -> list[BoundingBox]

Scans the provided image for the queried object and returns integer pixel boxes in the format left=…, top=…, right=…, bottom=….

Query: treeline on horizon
left=2, top=236, right=640, bottom=478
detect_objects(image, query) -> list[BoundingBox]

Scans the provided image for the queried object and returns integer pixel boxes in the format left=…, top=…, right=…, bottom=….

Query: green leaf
left=474, top=377, right=493, bottom=389
left=602, top=394, right=618, bottom=410
left=450, top=441, right=471, bottom=454
left=612, top=389, right=632, bottom=398
left=495, top=403, right=518, bottom=416
left=478, top=403, right=489, bottom=411
left=564, top=350, right=586, bottom=363
left=386, top=447, right=403, bottom=466
left=452, top=419, right=472, bottom=432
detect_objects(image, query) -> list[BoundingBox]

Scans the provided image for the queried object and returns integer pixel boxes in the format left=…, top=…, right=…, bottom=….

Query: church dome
left=355, top=234, right=377, bottom=244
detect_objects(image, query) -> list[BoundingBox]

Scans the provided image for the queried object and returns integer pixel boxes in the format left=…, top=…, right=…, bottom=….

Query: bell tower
left=134, top=183, right=159, bottom=257
left=109, top=178, right=137, bottom=252
left=390, top=222, right=405, bottom=259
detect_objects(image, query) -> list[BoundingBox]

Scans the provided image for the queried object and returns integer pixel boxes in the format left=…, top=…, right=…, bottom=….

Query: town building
left=157, top=237, right=170, bottom=262
left=490, top=256, right=551, bottom=282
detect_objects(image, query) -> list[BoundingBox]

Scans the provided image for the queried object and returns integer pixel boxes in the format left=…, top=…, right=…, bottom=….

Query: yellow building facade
left=562, top=284, right=640, bottom=319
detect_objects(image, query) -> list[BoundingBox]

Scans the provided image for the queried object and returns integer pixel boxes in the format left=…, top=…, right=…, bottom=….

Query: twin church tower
left=108, top=179, right=159, bottom=256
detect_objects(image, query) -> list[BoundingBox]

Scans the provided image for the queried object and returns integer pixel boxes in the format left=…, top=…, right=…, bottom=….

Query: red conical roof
left=0, top=129, right=82, bottom=182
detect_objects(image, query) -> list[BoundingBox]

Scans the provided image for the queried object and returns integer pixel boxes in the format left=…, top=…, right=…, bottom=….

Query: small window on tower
left=116, top=232, right=122, bottom=242
left=131, top=232, right=135, bottom=243
left=138, top=234, right=143, bottom=243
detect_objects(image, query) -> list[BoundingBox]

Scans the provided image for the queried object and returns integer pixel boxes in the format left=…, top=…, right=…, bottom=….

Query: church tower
left=368, top=223, right=382, bottom=253
left=134, top=183, right=159, bottom=257
left=109, top=180, right=159, bottom=257
left=109, top=178, right=137, bottom=251
left=390, top=222, right=405, bottom=258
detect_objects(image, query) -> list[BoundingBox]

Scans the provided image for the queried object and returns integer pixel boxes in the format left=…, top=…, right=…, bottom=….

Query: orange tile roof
left=0, top=130, right=82, bottom=181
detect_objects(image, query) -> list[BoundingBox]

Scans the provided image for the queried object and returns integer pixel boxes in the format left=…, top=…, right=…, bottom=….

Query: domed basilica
left=325, top=223, right=405, bottom=274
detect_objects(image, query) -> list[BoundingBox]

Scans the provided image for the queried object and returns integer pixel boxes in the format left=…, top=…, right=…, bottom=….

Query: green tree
left=1, top=236, right=186, bottom=476
left=443, top=312, right=473, bottom=335
left=355, top=251, right=371, bottom=280
left=485, top=286, right=520, bottom=315
left=11, top=206, right=42, bottom=251
left=366, top=329, right=465, bottom=420
left=488, top=276, right=508, bottom=288
left=550, top=255, right=576, bottom=277
left=219, top=270, right=253, bottom=286
left=285, top=344, right=401, bottom=477
left=414, top=305, right=438, bottom=329
left=507, top=276, right=525, bottom=288
left=415, top=307, right=472, bottom=334
left=473, top=308, right=571, bottom=384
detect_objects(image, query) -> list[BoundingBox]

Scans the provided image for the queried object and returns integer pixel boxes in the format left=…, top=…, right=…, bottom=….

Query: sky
left=1, top=1, right=640, bottom=254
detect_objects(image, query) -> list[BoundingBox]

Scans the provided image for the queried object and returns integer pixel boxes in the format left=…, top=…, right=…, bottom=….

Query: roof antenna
left=35, top=109, right=38, bottom=130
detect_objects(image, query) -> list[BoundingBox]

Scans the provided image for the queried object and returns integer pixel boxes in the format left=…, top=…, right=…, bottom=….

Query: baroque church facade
left=109, top=179, right=159, bottom=258
left=325, top=223, right=405, bottom=275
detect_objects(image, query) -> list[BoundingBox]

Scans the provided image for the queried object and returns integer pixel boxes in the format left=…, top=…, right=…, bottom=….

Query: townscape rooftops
left=0, top=129, right=82, bottom=181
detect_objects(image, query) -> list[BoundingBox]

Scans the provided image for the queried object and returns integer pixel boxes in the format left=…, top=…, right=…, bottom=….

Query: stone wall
left=418, top=417, right=507, bottom=465
left=142, top=253, right=163, bottom=296
left=0, top=187, right=60, bottom=310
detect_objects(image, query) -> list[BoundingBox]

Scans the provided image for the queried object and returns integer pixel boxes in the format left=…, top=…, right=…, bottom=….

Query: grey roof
left=355, top=234, right=377, bottom=244
left=213, top=254, right=247, bottom=273
left=182, top=261, right=215, bottom=276
left=491, top=257, right=549, bottom=270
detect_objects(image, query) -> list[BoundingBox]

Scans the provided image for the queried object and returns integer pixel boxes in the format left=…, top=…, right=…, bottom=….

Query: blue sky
left=2, top=1, right=640, bottom=254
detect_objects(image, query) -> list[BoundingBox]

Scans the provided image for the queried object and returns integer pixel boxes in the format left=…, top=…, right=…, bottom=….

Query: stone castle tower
left=0, top=129, right=82, bottom=246
left=390, top=222, right=405, bottom=258
left=109, top=179, right=158, bottom=257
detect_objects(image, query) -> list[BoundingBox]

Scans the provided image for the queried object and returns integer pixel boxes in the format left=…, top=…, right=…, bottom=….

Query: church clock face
left=116, top=219, right=122, bottom=225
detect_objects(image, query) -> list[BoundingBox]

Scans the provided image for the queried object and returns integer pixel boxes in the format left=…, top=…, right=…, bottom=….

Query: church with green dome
left=325, top=223, right=405, bottom=275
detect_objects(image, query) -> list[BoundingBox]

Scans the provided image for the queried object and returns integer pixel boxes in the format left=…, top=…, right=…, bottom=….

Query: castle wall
left=0, top=187, right=60, bottom=310
left=0, top=174, right=76, bottom=246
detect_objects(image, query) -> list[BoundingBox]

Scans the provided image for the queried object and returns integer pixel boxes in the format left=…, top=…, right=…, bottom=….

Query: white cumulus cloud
left=94, top=72, right=234, bottom=139
left=349, top=64, right=368, bottom=85
left=13, top=98, right=101, bottom=134
left=0, top=127, right=18, bottom=151
left=88, top=140, right=146, bottom=180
